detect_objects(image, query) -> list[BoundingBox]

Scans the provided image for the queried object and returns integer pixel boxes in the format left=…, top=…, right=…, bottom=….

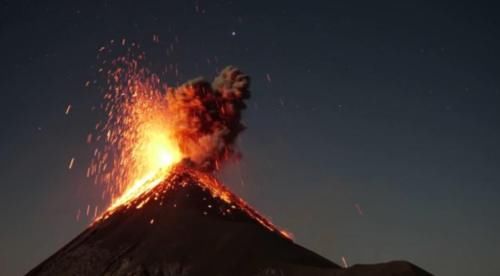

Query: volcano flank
left=28, top=168, right=432, bottom=276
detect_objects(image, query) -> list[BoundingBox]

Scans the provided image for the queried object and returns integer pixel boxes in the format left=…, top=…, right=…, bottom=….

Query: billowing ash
left=165, top=66, right=250, bottom=171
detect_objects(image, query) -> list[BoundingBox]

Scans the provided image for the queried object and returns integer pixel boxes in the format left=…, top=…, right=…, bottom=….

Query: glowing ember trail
left=89, top=55, right=184, bottom=213
left=88, top=52, right=290, bottom=239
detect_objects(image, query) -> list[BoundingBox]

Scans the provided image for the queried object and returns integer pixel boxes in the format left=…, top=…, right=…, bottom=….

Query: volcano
left=28, top=168, right=432, bottom=276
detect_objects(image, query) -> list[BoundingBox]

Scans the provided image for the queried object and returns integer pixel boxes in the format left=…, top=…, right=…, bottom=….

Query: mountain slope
left=27, top=171, right=432, bottom=276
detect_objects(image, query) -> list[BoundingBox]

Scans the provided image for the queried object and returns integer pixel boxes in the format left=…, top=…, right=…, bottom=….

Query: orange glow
left=102, top=85, right=183, bottom=212
left=88, top=56, right=185, bottom=213
left=107, top=118, right=183, bottom=211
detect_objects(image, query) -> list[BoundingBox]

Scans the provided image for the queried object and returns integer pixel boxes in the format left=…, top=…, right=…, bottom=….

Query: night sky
left=1, top=1, right=500, bottom=275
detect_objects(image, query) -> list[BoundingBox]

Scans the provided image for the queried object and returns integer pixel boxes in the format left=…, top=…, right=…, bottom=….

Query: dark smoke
left=166, top=66, right=250, bottom=171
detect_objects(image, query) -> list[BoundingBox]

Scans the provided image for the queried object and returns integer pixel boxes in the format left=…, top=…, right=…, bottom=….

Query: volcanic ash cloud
left=164, top=66, right=250, bottom=171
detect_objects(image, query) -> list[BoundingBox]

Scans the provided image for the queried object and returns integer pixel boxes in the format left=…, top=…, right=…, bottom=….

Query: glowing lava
left=107, top=120, right=183, bottom=211
left=88, top=55, right=185, bottom=213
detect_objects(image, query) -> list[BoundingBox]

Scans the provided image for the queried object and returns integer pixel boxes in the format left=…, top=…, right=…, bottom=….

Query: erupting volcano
left=28, top=58, right=431, bottom=275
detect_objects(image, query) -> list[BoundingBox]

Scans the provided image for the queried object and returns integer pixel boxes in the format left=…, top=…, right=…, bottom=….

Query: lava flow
left=88, top=54, right=290, bottom=238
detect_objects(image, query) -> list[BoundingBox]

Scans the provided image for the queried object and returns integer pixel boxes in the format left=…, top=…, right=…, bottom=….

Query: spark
left=65, top=104, right=72, bottom=115
left=354, top=203, right=364, bottom=216
left=341, top=256, right=349, bottom=268
left=68, top=158, right=75, bottom=169
left=266, top=73, right=272, bottom=83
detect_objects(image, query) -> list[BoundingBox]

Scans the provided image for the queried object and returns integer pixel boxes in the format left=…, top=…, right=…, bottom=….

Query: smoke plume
left=165, top=66, right=250, bottom=171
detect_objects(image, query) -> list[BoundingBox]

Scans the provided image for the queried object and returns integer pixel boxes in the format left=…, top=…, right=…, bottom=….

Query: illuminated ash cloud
left=166, top=66, right=250, bottom=171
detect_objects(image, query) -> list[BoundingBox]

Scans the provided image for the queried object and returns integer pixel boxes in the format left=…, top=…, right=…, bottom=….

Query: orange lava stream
left=97, top=166, right=292, bottom=240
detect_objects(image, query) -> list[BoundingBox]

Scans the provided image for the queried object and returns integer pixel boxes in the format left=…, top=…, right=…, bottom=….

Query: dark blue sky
left=1, top=1, right=499, bottom=275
